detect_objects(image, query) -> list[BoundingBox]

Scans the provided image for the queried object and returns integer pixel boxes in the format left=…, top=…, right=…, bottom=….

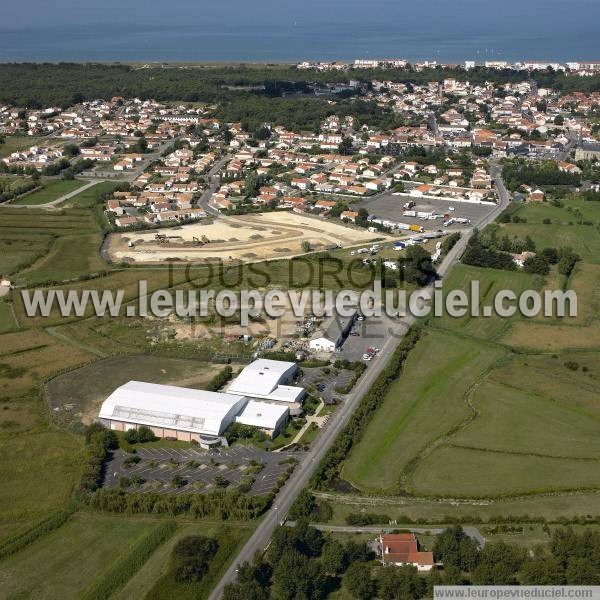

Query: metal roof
left=99, top=381, right=247, bottom=436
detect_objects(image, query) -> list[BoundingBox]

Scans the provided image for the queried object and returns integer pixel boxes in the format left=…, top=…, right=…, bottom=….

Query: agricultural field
left=0, top=207, right=104, bottom=284
left=0, top=299, right=17, bottom=333
left=500, top=199, right=600, bottom=264
left=337, top=196, right=600, bottom=511
left=10, top=178, right=86, bottom=206
left=114, top=521, right=253, bottom=600
left=342, top=329, right=506, bottom=493
left=0, top=513, right=157, bottom=599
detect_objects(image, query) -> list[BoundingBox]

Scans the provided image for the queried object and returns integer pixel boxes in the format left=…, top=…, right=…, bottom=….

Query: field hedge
left=86, top=488, right=270, bottom=520
left=0, top=509, right=74, bottom=561
left=205, top=365, right=233, bottom=391
left=311, top=325, right=422, bottom=489
left=80, top=520, right=177, bottom=600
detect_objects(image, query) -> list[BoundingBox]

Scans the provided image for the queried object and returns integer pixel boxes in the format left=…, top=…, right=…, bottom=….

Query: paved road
left=197, top=155, right=231, bottom=216
left=208, top=166, right=509, bottom=599
left=1, top=179, right=102, bottom=209
left=285, top=522, right=486, bottom=548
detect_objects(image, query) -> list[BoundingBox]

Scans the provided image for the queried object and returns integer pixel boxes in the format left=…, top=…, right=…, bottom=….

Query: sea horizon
left=1, top=0, right=599, bottom=64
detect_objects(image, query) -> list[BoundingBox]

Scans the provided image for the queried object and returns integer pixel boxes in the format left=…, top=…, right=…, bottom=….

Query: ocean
left=1, top=0, right=599, bottom=63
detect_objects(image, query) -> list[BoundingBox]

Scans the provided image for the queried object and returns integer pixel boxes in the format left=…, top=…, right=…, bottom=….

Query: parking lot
left=300, top=366, right=355, bottom=403
left=104, top=445, right=298, bottom=496
left=353, top=191, right=496, bottom=230
left=337, top=313, right=405, bottom=363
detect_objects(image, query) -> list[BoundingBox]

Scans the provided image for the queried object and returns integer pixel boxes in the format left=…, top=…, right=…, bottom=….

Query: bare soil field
left=44, top=355, right=223, bottom=427
left=106, top=212, right=382, bottom=264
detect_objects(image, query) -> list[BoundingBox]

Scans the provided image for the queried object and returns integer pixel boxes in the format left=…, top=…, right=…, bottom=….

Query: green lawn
left=11, top=179, right=86, bottom=206
left=59, top=180, right=121, bottom=208
left=342, top=329, right=505, bottom=493
left=0, top=513, right=157, bottom=599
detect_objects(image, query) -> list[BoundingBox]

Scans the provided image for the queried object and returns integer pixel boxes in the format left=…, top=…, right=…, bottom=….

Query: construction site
left=106, top=211, right=383, bottom=264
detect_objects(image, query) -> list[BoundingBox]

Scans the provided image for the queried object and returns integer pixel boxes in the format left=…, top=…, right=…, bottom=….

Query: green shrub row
left=0, top=509, right=74, bottom=561
left=311, top=326, right=422, bottom=489
left=205, top=365, right=233, bottom=391
left=86, top=488, right=270, bottom=520
left=80, top=520, right=177, bottom=600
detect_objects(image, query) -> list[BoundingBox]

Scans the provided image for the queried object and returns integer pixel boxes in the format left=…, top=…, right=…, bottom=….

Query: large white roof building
left=99, top=381, right=247, bottom=439
left=227, top=359, right=305, bottom=404
left=236, top=400, right=289, bottom=432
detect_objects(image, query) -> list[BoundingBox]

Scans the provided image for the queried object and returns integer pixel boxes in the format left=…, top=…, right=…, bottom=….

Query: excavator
left=192, top=235, right=210, bottom=246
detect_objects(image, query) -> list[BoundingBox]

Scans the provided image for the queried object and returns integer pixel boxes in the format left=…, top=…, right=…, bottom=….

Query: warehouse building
left=236, top=400, right=289, bottom=438
left=98, top=381, right=247, bottom=443
left=227, top=358, right=305, bottom=404
left=309, top=309, right=357, bottom=353
left=98, top=359, right=301, bottom=445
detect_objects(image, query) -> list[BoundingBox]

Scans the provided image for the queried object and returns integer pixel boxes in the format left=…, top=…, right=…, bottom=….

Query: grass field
left=10, top=179, right=86, bottom=206
left=0, top=299, right=17, bottom=333
left=140, top=523, right=253, bottom=600
left=410, top=446, right=600, bottom=497
left=436, top=263, right=543, bottom=341
left=322, top=491, right=600, bottom=524
left=0, top=513, right=156, bottom=599
left=501, top=201, right=600, bottom=264
left=342, top=329, right=505, bottom=493
left=58, top=180, right=119, bottom=208
left=0, top=431, right=81, bottom=524
left=0, top=207, right=103, bottom=284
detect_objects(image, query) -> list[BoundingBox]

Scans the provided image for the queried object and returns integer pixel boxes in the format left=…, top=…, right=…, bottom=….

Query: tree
left=321, top=540, right=348, bottom=575
left=523, top=255, right=550, bottom=275
left=378, top=565, right=426, bottom=600
left=339, top=137, right=354, bottom=155
left=345, top=562, right=376, bottom=600
left=171, top=535, right=218, bottom=582
left=301, top=241, right=312, bottom=253
left=565, top=557, right=598, bottom=585
left=433, top=526, right=480, bottom=572
left=288, top=489, right=317, bottom=520
left=520, top=555, right=565, bottom=585
left=400, top=245, right=436, bottom=286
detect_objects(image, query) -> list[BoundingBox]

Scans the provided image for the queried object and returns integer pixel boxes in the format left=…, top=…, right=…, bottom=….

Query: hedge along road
left=208, top=164, right=511, bottom=599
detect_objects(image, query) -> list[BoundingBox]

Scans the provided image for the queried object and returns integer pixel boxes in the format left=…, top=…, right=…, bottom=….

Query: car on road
left=362, top=353, right=373, bottom=361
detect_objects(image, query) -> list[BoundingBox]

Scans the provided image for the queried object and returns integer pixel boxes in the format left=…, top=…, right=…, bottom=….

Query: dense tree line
left=1, top=63, right=599, bottom=109
left=224, top=524, right=600, bottom=599
left=502, top=159, right=582, bottom=191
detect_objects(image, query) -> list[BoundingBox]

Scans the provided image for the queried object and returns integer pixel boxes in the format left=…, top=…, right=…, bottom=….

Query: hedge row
left=311, top=326, right=422, bottom=489
left=205, top=365, right=233, bottom=391
left=80, top=520, right=177, bottom=600
left=0, top=509, right=74, bottom=561
left=86, top=488, right=270, bottom=521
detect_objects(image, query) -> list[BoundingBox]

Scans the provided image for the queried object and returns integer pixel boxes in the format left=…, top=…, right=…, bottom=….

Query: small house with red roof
left=379, top=533, right=434, bottom=572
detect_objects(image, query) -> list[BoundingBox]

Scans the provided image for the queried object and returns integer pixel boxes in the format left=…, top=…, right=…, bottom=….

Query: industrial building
left=309, top=309, right=357, bottom=353
left=227, top=359, right=305, bottom=404
left=98, top=381, right=247, bottom=442
left=97, top=359, right=303, bottom=445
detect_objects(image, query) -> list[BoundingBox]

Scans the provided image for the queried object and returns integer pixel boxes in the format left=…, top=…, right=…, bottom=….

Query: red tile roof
left=380, top=533, right=434, bottom=566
